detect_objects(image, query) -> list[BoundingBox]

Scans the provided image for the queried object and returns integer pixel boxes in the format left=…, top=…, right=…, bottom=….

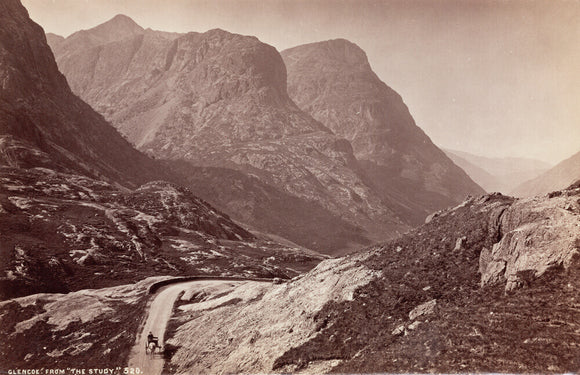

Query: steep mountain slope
left=161, top=185, right=580, bottom=374
left=167, top=162, right=373, bottom=252
left=0, top=1, right=167, bottom=187
left=282, top=40, right=485, bottom=223
left=512, top=150, right=580, bottom=197
left=445, top=149, right=551, bottom=193
left=0, top=0, right=323, bottom=301
left=48, top=17, right=410, bottom=254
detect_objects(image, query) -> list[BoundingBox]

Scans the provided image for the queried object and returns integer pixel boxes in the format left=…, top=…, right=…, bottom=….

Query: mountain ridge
left=0, top=1, right=169, bottom=188
left=512, top=150, right=580, bottom=197
left=443, top=149, right=551, bottom=193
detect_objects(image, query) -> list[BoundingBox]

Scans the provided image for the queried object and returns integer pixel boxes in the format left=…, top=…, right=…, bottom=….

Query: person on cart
left=147, top=332, right=158, bottom=347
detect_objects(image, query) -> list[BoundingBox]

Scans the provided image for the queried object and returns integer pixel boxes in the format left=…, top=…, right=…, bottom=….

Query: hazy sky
left=22, top=0, right=580, bottom=164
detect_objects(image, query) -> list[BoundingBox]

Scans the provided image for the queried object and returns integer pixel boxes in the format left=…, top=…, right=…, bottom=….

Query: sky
left=22, top=0, right=580, bottom=164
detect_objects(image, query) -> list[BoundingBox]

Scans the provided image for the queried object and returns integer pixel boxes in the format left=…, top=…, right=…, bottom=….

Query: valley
left=1, top=0, right=579, bottom=373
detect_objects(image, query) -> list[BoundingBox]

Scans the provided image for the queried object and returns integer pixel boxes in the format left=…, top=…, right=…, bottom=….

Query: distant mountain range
left=46, top=16, right=483, bottom=253
left=443, top=149, right=551, bottom=194
left=512, top=150, right=580, bottom=197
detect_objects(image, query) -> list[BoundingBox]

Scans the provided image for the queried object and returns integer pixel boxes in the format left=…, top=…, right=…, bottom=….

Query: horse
left=146, top=336, right=160, bottom=354
left=147, top=341, right=157, bottom=354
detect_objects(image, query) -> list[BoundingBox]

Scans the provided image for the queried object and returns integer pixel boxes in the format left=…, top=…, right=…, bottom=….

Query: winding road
left=126, top=279, right=250, bottom=375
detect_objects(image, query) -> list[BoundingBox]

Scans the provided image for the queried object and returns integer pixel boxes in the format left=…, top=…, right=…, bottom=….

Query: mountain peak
left=100, top=14, right=142, bottom=30
left=284, top=38, right=370, bottom=67
left=66, top=13, right=144, bottom=45
left=92, top=13, right=143, bottom=35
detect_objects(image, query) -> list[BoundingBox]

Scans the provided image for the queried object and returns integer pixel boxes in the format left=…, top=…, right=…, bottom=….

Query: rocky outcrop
left=282, top=40, right=485, bottom=224
left=0, top=278, right=163, bottom=369
left=479, top=189, right=580, bottom=290
left=160, top=186, right=580, bottom=373
left=48, top=17, right=411, bottom=254
left=512, top=150, right=580, bottom=197
left=166, top=252, right=380, bottom=374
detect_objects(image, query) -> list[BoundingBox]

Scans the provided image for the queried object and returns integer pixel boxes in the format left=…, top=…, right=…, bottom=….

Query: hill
left=162, top=185, right=580, bottom=373
left=512, top=150, right=580, bottom=197
left=444, top=149, right=551, bottom=193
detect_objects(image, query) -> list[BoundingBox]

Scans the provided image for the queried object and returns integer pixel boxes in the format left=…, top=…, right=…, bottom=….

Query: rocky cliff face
left=161, top=185, right=580, bottom=373
left=0, top=0, right=323, bottom=301
left=48, top=18, right=411, bottom=254
left=512, top=150, right=580, bottom=197
left=282, top=40, right=485, bottom=223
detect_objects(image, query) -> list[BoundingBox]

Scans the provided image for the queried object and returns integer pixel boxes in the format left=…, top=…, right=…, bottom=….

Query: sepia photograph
left=1, top=0, right=579, bottom=373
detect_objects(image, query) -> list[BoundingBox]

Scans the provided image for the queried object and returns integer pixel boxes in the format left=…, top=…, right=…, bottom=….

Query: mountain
left=512, top=150, right=580, bottom=197
left=0, top=0, right=323, bottom=300
left=443, top=150, right=497, bottom=192
left=281, top=40, right=485, bottom=224
left=161, top=186, right=579, bottom=373
left=0, top=1, right=167, bottom=187
left=47, top=17, right=412, bottom=254
left=444, top=149, right=551, bottom=193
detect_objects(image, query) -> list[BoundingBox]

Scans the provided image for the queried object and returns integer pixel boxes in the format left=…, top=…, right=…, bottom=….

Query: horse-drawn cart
left=146, top=335, right=163, bottom=354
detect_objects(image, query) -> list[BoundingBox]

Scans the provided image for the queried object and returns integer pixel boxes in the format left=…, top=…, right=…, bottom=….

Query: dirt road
left=126, top=280, right=244, bottom=375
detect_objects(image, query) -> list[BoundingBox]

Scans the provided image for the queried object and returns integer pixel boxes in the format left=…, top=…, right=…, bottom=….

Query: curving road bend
left=127, top=280, right=244, bottom=375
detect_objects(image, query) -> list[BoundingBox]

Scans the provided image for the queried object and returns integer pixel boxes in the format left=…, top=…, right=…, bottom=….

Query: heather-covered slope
left=48, top=17, right=410, bottom=254
left=282, top=40, right=485, bottom=223
left=161, top=186, right=580, bottom=373
left=513, top=150, right=580, bottom=197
